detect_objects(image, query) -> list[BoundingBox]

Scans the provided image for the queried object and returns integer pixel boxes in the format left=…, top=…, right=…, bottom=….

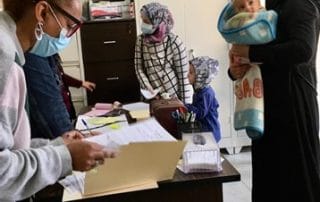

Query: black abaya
left=249, top=0, right=320, bottom=201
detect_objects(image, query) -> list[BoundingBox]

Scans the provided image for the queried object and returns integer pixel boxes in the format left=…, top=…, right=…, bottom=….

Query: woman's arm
left=62, top=73, right=83, bottom=88
left=0, top=59, right=72, bottom=201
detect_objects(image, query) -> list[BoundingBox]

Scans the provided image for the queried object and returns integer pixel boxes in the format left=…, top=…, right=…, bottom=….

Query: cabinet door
left=81, top=20, right=136, bottom=63
left=85, top=60, right=140, bottom=105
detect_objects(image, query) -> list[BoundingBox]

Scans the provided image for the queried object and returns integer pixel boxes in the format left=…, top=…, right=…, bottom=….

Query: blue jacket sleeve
left=185, top=90, right=212, bottom=119
left=23, top=53, right=73, bottom=138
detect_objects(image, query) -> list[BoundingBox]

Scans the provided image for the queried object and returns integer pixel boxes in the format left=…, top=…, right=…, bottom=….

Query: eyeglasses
left=46, top=0, right=82, bottom=37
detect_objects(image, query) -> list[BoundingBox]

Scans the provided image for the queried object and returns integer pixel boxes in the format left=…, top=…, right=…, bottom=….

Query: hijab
left=190, top=56, right=219, bottom=90
left=140, top=2, right=174, bottom=43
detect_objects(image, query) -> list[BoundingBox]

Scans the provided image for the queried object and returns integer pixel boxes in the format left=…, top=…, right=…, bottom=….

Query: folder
left=63, top=180, right=158, bottom=201
left=84, top=141, right=186, bottom=196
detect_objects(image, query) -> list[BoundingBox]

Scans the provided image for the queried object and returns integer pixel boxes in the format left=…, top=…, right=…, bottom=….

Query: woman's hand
left=229, top=63, right=251, bottom=80
left=82, top=81, right=96, bottom=92
left=228, top=44, right=251, bottom=79
left=230, top=44, right=249, bottom=59
left=62, top=130, right=83, bottom=144
left=67, top=141, right=117, bottom=171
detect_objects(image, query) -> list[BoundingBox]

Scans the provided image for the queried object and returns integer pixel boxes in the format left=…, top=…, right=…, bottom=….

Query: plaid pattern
left=135, top=33, right=193, bottom=104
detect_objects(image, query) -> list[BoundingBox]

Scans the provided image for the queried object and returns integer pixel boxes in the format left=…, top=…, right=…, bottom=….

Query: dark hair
left=3, top=0, right=35, bottom=21
left=3, top=0, right=64, bottom=22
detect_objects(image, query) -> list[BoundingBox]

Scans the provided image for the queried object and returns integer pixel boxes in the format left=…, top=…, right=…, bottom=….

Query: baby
left=185, top=56, right=221, bottom=143
left=233, top=0, right=262, bottom=13
left=228, top=0, right=264, bottom=28
left=218, top=0, right=278, bottom=139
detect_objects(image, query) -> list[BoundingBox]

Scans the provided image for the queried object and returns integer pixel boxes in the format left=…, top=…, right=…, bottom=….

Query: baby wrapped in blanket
left=217, top=0, right=277, bottom=139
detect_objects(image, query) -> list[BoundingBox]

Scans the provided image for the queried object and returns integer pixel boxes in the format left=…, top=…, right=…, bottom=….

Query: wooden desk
left=65, top=159, right=240, bottom=202
left=34, top=106, right=240, bottom=202
left=34, top=158, right=239, bottom=202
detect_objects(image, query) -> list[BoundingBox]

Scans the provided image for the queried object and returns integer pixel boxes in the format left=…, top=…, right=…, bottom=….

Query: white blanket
left=234, top=65, right=264, bottom=139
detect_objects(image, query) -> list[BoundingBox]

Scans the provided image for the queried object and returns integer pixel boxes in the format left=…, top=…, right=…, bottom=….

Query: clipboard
left=84, top=141, right=186, bottom=196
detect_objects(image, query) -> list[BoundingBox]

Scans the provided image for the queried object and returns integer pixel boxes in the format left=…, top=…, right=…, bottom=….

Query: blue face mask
left=141, top=22, right=156, bottom=35
left=30, top=29, right=71, bottom=57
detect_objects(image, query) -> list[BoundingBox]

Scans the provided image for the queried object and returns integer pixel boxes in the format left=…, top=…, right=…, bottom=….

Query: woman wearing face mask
left=0, top=0, right=115, bottom=201
left=23, top=0, right=82, bottom=139
left=134, top=2, right=193, bottom=104
left=229, top=0, right=320, bottom=201
left=23, top=0, right=96, bottom=137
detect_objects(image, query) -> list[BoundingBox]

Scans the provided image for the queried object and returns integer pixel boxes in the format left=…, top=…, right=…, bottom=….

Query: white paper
left=122, top=102, right=149, bottom=111
left=61, top=118, right=176, bottom=197
left=59, top=172, right=85, bottom=194
left=85, top=118, right=176, bottom=146
left=140, top=88, right=161, bottom=100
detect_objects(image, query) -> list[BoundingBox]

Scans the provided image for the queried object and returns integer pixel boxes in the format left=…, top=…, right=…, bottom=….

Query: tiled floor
left=222, top=147, right=252, bottom=202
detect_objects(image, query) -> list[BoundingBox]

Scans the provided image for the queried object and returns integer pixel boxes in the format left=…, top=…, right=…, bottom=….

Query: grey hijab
left=190, top=56, right=219, bottom=90
left=140, top=2, right=174, bottom=34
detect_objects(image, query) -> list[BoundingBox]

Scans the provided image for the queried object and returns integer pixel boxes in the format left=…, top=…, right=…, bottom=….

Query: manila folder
left=84, top=141, right=186, bottom=196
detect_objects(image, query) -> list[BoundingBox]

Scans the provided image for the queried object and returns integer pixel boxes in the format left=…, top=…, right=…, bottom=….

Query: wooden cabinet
left=80, top=19, right=140, bottom=105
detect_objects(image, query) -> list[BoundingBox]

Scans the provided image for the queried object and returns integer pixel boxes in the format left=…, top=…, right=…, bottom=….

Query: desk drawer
left=84, top=60, right=140, bottom=104
left=81, top=20, right=136, bottom=62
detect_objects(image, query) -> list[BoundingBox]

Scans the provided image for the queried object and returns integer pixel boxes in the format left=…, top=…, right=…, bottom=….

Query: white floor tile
left=222, top=147, right=252, bottom=202
left=223, top=182, right=251, bottom=202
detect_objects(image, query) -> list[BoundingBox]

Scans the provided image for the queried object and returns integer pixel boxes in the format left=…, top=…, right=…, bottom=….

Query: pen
left=81, top=119, right=93, bottom=136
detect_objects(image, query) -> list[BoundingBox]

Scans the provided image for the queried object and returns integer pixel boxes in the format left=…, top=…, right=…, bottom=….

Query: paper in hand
left=140, top=88, right=161, bottom=100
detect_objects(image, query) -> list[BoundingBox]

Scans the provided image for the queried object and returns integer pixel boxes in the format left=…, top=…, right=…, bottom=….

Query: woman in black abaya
left=228, top=0, right=320, bottom=201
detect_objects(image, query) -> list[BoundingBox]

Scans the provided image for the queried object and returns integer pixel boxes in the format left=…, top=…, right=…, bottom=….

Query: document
left=62, top=118, right=186, bottom=200
left=85, top=118, right=175, bottom=145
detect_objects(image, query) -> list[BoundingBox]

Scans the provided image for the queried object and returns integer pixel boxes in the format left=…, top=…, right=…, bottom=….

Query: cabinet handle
left=103, top=40, right=117, bottom=44
left=106, top=77, right=119, bottom=81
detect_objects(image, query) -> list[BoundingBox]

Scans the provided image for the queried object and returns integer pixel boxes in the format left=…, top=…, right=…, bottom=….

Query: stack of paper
left=181, top=132, right=222, bottom=173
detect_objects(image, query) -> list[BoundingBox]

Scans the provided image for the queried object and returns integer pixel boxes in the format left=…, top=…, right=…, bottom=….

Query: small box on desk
left=181, top=132, right=222, bottom=174
left=149, top=98, right=187, bottom=139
